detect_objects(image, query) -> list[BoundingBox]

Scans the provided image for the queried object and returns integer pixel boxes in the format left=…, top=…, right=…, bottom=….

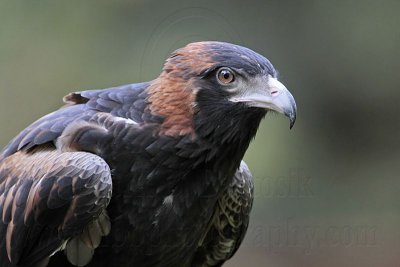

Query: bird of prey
left=0, top=41, right=296, bottom=267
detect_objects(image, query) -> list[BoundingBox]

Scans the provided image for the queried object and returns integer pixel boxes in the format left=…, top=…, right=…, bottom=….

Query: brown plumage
left=148, top=77, right=196, bottom=136
left=148, top=43, right=216, bottom=136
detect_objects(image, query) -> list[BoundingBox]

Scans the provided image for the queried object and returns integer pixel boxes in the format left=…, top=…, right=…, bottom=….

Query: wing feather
left=193, top=161, right=254, bottom=267
left=0, top=82, right=151, bottom=160
left=0, top=146, right=112, bottom=266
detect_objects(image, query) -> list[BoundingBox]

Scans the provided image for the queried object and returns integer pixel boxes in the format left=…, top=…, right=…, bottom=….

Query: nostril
left=271, top=90, right=278, bottom=95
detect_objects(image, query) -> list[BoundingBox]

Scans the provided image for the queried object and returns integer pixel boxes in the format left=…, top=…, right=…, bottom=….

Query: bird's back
left=0, top=83, right=236, bottom=267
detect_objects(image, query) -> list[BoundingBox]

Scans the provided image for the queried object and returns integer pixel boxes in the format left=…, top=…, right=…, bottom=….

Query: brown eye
left=217, top=68, right=235, bottom=84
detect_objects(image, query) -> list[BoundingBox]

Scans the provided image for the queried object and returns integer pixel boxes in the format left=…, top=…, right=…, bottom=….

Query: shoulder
left=1, top=82, right=152, bottom=159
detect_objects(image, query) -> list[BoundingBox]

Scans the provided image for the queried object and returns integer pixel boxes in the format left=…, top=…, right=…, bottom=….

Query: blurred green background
left=1, top=1, right=399, bottom=266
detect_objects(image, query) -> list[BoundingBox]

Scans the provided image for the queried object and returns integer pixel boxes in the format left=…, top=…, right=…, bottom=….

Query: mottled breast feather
left=192, top=161, right=254, bottom=266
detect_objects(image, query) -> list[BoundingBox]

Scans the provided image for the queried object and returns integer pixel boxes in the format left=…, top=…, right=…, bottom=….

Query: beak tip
left=289, top=117, right=296, bottom=129
left=286, top=111, right=296, bottom=129
left=282, top=89, right=297, bottom=130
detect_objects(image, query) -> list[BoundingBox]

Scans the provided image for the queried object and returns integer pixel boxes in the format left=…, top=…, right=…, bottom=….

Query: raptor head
left=148, top=41, right=297, bottom=138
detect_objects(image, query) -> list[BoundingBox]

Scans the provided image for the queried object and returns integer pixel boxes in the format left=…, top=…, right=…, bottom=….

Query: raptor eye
left=216, top=68, right=235, bottom=85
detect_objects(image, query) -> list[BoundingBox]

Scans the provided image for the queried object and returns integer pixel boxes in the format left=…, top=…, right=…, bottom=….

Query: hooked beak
left=230, top=76, right=297, bottom=129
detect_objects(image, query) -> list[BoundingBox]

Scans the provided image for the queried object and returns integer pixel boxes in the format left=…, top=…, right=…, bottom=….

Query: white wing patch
left=163, top=194, right=174, bottom=206
left=113, top=117, right=138, bottom=125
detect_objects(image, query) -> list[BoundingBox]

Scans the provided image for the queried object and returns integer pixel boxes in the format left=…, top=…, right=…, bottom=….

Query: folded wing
left=0, top=146, right=112, bottom=267
left=193, top=161, right=254, bottom=267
